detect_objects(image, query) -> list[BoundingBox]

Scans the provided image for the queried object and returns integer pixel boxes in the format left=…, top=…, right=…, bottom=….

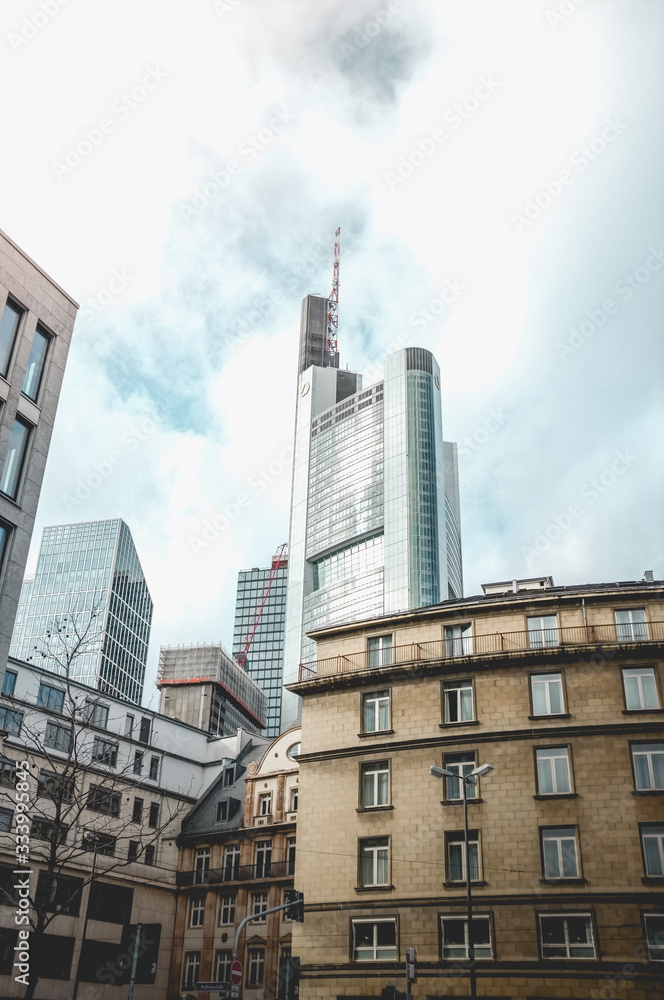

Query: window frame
left=359, top=759, right=390, bottom=810
left=367, top=633, right=393, bottom=668
left=444, top=623, right=473, bottom=658
left=0, top=416, right=32, bottom=500
left=351, top=917, right=398, bottom=962
left=439, top=913, right=494, bottom=961
left=37, top=682, right=65, bottom=713
left=622, top=666, right=661, bottom=712
left=215, top=949, right=233, bottom=982
left=86, top=785, right=121, bottom=818
left=534, top=745, right=574, bottom=797
left=1, top=669, right=17, bottom=698
left=537, top=911, right=597, bottom=960
left=615, top=607, right=648, bottom=643
left=251, top=891, right=268, bottom=923
left=358, top=836, right=390, bottom=888
left=640, top=823, right=664, bottom=878
left=182, top=951, right=201, bottom=990
left=219, top=893, right=235, bottom=926
left=247, top=947, right=265, bottom=986
left=442, top=678, right=475, bottom=726
left=642, top=912, right=664, bottom=961
left=0, top=297, right=24, bottom=379
left=443, top=751, right=479, bottom=802
left=21, top=324, right=51, bottom=402
left=44, top=720, right=72, bottom=754
left=540, top=825, right=582, bottom=881
left=631, top=741, right=664, bottom=792
left=189, top=896, right=206, bottom=928
left=445, top=829, right=483, bottom=885
left=91, top=736, right=118, bottom=768
left=0, top=707, right=23, bottom=735
left=529, top=670, right=567, bottom=718
left=527, top=614, right=559, bottom=649
left=361, top=689, right=391, bottom=735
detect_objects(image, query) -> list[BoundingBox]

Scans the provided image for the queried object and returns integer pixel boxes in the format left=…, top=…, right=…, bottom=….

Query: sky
left=1, top=0, right=662, bottom=708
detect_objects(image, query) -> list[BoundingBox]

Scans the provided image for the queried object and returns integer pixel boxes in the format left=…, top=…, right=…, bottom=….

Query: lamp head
left=428, top=765, right=455, bottom=779
left=471, top=763, right=494, bottom=778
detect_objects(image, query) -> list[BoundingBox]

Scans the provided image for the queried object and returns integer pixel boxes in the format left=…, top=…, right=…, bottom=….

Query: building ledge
left=358, top=729, right=395, bottom=738
left=357, top=805, right=394, bottom=814
left=354, top=885, right=394, bottom=892
left=539, top=878, right=587, bottom=886
left=533, top=793, right=578, bottom=801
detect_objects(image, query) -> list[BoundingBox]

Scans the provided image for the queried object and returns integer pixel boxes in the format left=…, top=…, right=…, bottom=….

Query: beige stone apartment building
left=171, top=726, right=301, bottom=999
left=288, top=576, right=664, bottom=999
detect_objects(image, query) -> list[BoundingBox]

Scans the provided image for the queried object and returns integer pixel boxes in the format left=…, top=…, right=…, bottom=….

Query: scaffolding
left=158, top=642, right=266, bottom=725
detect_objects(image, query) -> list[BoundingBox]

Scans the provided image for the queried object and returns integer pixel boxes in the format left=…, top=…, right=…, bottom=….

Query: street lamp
left=71, top=831, right=98, bottom=1000
left=429, top=763, right=494, bottom=998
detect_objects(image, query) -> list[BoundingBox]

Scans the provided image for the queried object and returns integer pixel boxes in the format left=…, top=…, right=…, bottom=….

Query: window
left=0, top=299, right=23, bottom=376
left=443, top=679, right=474, bottom=723
left=37, top=682, right=65, bottom=713
left=38, top=770, right=74, bottom=803
left=0, top=866, right=18, bottom=904
left=361, top=760, right=389, bottom=808
left=82, top=831, right=115, bottom=856
left=363, top=690, right=390, bottom=733
left=0, top=809, right=12, bottom=832
left=539, top=913, right=596, bottom=959
left=248, top=947, right=264, bottom=985
left=148, top=755, right=160, bottom=781
left=145, top=844, right=156, bottom=866
left=368, top=634, right=393, bottom=668
left=0, top=758, right=16, bottom=789
left=22, top=326, right=50, bottom=400
left=531, top=672, right=564, bottom=716
left=125, top=713, right=135, bottom=737
left=446, top=831, right=481, bottom=883
left=44, top=720, right=71, bottom=753
left=536, top=747, right=572, bottom=795
left=444, top=753, right=478, bottom=801
left=224, top=845, right=240, bottom=879
left=527, top=614, right=558, bottom=648
left=83, top=700, right=108, bottom=729
left=287, top=742, right=301, bottom=760
left=194, top=848, right=210, bottom=884
left=541, top=827, right=580, bottom=879
left=251, top=891, right=268, bottom=922
left=32, top=819, right=67, bottom=844
left=259, top=792, right=272, bottom=815
left=87, top=786, right=121, bottom=817
left=36, top=872, right=82, bottom=916
left=183, top=952, right=201, bottom=990
left=216, top=801, right=228, bottom=822
left=623, top=667, right=660, bottom=710
left=287, top=837, right=296, bottom=875
left=223, top=766, right=235, bottom=786
left=2, top=670, right=16, bottom=697
left=148, top=802, right=160, bottom=827
left=139, top=716, right=151, bottom=744
left=360, top=837, right=389, bottom=887
left=133, top=750, right=143, bottom=775
left=190, top=897, right=205, bottom=928
left=352, top=919, right=397, bottom=961
left=128, top=840, right=139, bottom=862
left=0, top=707, right=22, bottom=735
left=641, top=824, right=664, bottom=876
left=633, top=743, right=664, bottom=791
left=0, top=417, right=31, bottom=498
left=440, top=915, right=492, bottom=960
left=643, top=913, right=664, bottom=961
left=445, top=623, right=472, bottom=657
left=255, top=840, right=272, bottom=877
left=92, top=737, right=118, bottom=767
left=216, top=949, right=233, bottom=982
left=290, top=787, right=298, bottom=812
left=220, top=894, right=235, bottom=925
left=132, top=798, right=143, bottom=823
left=616, top=608, right=648, bottom=642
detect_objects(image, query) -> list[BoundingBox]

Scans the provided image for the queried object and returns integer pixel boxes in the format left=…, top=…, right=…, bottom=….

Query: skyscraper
left=0, top=228, right=78, bottom=687
left=10, top=518, right=152, bottom=704
left=232, top=547, right=288, bottom=738
left=281, top=295, right=463, bottom=729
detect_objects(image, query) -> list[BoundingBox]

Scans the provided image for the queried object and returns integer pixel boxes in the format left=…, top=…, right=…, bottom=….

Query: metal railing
left=298, top=621, right=664, bottom=681
left=177, top=859, right=295, bottom=887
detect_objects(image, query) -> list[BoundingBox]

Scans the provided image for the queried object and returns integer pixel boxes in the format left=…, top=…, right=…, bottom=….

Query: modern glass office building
left=233, top=549, right=288, bottom=738
left=10, top=518, right=152, bottom=704
left=281, top=295, right=463, bottom=730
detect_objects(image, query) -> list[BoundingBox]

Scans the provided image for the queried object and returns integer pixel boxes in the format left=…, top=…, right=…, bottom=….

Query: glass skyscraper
left=233, top=549, right=288, bottom=738
left=10, top=518, right=152, bottom=704
left=281, top=295, right=463, bottom=730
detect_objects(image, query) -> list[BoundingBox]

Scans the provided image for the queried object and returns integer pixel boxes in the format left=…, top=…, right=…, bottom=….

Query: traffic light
left=405, top=947, right=417, bottom=983
left=285, top=889, right=305, bottom=922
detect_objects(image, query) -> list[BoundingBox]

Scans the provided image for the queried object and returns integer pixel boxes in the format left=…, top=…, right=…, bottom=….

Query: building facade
left=158, top=642, right=266, bottom=736
left=233, top=548, right=288, bottom=739
left=0, top=655, right=251, bottom=999
left=281, top=296, right=463, bottom=730
left=288, top=577, right=664, bottom=999
left=170, top=727, right=301, bottom=999
left=0, top=229, right=78, bottom=687
left=10, top=518, right=153, bottom=704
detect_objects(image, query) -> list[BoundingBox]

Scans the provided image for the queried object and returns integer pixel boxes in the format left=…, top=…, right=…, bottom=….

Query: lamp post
left=71, top=831, right=98, bottom=1000
left=429, top=763, right=494, bottom=998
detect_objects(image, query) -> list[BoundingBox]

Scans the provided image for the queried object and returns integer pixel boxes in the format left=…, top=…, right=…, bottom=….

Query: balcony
left=177, top=859, right=294, bottom=887
left=298, top=621, right=664, bottom=681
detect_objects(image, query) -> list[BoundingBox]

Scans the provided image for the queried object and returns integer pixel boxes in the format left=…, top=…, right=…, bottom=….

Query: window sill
left=357, top=805, right=394, bottom=813
left=540, top=878, right=586, bottom=886
left=443, top=880, right=487, bottom=888
left=354, top=884, right=394, bottom=892
left=358, top=729, right=395, bottom=738
left=642, top=876, right=664, bottom=885
left=441, top=798, right=484, bottom=806
left=534, top=793, right=578, bottom=800
left=632, top=789, right=664, bottom=796
left=622, top=708, right=664, bottom=715
left=528, top=713, right=571, bottom=721
left=439, top=720, right=480, bottom=730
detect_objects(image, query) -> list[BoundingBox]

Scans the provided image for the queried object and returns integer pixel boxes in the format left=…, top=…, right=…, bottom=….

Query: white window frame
left=251, top=891, right=268, bottom=922
left=287, top=836, right=296, bottom=875
left=194, top=848, right=210, bottom=884
left=190, top=896, right=205, bottom=928
left=531, top=672, right=565, bottom=716
left=541, top=826, right=580, bottom=879
left=290, top=787, right=298, bottom=811
left=538, top=913, right=596, bottom=959
left=368, top=634, right=393, bottom=668
left=641, top=824, right=664, bottom=877
left=527, top=614, right=559, bottom=648
left=259, top=792, right=272, bottom=815
left=446, top=831, right=481, bottom=883
left=351, top=918, right=397, bottom=961
left=443, top=679, right=474, bottom=724
left=361, top=760, right=389, bottom=808
left=632, top=743, right=664, bottom=791
left=440, top=914, right=493, bottom=960
left=623, top=667, right=660, bottom=710
left=224, top=844, right=240, bottom=879
left=219, top=893, right=235, bottom=925
left=247, top=947, right=264, bottom=985
left=643, top=913, right=664, bottom=961
left=360, top=837, right=389, bottom=887
left=536, top=746, right=572, bottom=795
left=444, top=753, right=478, bottom=801
left=363, top=690, right=390, bottom=733
left=445, top=623, right=473, bottom=657
left=183, top=952, right=201, bottom=990
left=615, top=607, right=648, bottom=642
left=216, top=949, right=233, bottom=982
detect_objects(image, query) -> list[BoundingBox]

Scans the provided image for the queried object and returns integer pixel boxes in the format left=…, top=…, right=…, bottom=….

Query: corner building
left=282, top=296, right=463, bottom=730
left=288, top=577, right=664, bottom=999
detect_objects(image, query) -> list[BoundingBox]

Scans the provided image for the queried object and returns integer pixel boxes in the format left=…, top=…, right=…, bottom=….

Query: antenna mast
left=326, top=226, right=340, bottom=357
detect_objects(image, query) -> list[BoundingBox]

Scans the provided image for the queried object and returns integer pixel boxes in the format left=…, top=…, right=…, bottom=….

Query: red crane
left=236, top=543, right=288, bottom=669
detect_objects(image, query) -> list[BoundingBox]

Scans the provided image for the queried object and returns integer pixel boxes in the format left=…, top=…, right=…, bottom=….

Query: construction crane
left=236, top=543, right=288, bottom=669
left=326, top=226, right=340, bottom=358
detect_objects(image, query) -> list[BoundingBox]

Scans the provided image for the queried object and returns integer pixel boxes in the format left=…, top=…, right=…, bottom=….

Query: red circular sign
left=230, top=961, right=242, bottom=985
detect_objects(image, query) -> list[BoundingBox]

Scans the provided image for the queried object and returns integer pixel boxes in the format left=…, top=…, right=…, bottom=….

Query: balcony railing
left=177, top=859, right=294, bottom=887
left=298, top=621, right=664, bottom=681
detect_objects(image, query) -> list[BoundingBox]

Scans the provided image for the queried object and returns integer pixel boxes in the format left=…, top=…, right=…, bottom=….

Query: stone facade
left=288, top=579, right=664, bottom=999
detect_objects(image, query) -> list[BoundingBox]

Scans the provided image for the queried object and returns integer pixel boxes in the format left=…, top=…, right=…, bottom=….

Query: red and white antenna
left=326, top=226, right=340, bottom=357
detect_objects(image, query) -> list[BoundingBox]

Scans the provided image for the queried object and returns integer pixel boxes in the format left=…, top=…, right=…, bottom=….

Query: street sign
left=230, top=986, right=240, bottom=999
left=230, top=961, right=242, bottom=986
left=196, top=984, right=230, bottom=993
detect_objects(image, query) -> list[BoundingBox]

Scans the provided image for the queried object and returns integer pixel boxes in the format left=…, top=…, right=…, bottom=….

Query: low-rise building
left=288, top=576, right=664, bottom=999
